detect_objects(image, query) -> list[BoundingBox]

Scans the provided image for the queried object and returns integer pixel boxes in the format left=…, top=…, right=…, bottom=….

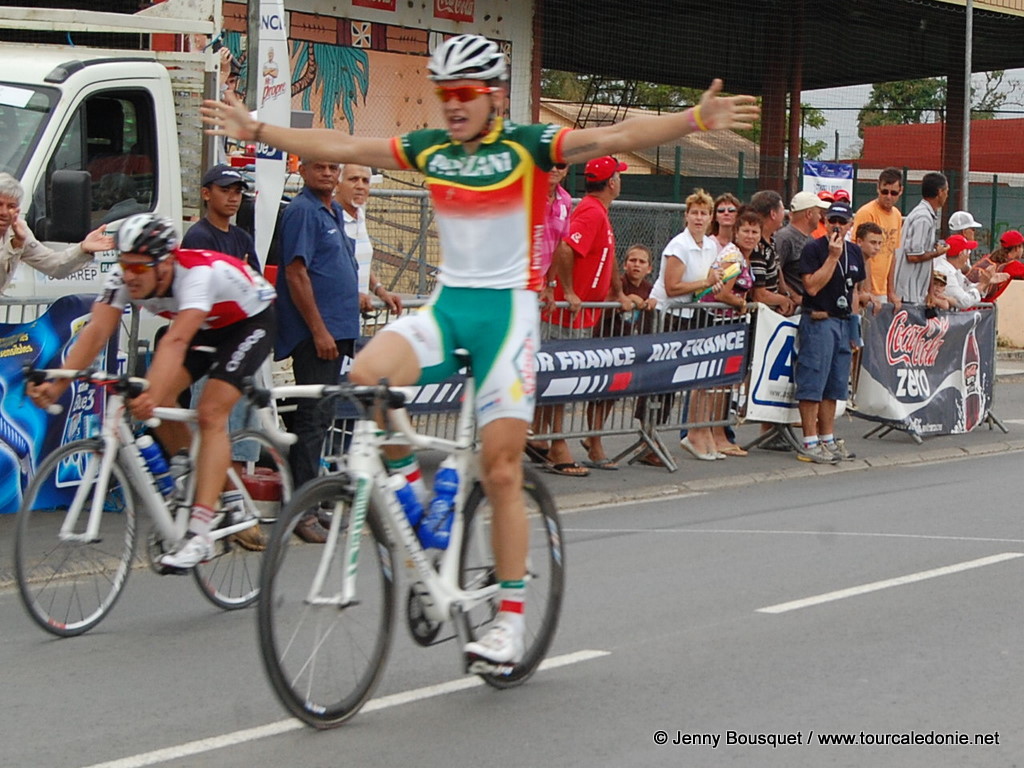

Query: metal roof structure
left=540, top=0, right=1024, bottom=95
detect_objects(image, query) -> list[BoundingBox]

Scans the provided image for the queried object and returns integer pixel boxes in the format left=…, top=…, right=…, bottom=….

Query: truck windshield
left=0, top=84, right=56, bottom=178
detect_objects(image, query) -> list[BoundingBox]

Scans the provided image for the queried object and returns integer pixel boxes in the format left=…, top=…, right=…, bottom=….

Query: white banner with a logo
left=746, top=305, right=846, bottom=424
left=254, top=0, right=289, bottom=266
left=802, top=160, right=854, bottom=202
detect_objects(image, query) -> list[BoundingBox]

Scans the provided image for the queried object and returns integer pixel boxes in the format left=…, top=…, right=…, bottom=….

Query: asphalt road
left=3, top=441, right=1024, bottom=767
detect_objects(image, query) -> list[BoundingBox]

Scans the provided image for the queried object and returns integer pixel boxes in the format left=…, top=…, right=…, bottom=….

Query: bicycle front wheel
left=15, top=439, right=137, bottom=637
left=459, top=465, right=565, bottom=688
left=193, top=429, right=292, bottom=610
left=258, top=475, right=395, bottom=728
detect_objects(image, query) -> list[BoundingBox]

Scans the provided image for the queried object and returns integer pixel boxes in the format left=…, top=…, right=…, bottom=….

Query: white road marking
left=757, top=552, right=1024, bottom=614
left=562, top=526, right=1024, bottom=545
left=78, top=649, right=610, bottom=768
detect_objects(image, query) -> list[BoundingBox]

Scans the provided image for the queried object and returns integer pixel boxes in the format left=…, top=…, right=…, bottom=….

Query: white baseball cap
left=948, top=210, right=982, bottom=231
left=790, top=190, right=831, bottom=212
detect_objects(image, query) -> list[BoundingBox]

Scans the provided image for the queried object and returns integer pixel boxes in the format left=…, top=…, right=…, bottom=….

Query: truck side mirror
left=46, top=170, right=93, bottom=242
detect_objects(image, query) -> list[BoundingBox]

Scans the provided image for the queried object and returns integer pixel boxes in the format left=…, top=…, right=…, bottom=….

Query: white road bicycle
left=15, top=368, right=294, bottom=637
left=257, top=363, right=565, bottom=729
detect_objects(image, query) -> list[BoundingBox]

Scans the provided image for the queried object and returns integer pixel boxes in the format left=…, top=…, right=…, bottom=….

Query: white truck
left=0, top=0, right=222, bottom=301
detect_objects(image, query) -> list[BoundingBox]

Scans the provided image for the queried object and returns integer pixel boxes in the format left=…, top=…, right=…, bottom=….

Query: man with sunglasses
left=27, top=213, right=276, bottom=569
left=794, top=201, right=865, bottom=464
left=852, top=166, right=903, bottom=309
left=202, top=33, right=758, bottom=671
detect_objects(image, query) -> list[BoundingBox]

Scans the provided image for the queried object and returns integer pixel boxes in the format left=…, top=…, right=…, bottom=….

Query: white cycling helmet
left=427, top=34, right=507, bottom=83
left=117, top=213, right=179, bottom=259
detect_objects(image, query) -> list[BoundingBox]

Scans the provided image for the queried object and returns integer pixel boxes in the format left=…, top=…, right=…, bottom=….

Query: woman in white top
left=651, top=189, right=724, bottom=460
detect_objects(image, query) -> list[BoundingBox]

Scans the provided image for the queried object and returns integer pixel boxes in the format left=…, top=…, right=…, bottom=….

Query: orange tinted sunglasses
left=434, top=85, right=496, bottom=103
left=118, top=258, right=162, bottom=275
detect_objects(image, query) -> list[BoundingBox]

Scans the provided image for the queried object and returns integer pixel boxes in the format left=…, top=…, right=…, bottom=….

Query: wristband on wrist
left=692, top=104, right=709, bottom=132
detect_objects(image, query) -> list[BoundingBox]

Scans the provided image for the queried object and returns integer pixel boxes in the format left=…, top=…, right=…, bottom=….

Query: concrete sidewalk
left=2, top=357, right=1022, bottom=588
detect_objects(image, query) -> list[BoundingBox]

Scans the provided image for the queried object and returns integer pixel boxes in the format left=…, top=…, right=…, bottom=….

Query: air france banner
left=254, top=0, right=290, bottom=265
left=0, top=295, right=115, bottom=513
left=854, top=305, right=994, bottom=436
left=336, top=322, right=750, bottom=415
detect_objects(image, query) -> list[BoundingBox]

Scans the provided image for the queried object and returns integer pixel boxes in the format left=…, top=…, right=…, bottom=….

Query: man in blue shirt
left=276, top=159, right=360, bottom=541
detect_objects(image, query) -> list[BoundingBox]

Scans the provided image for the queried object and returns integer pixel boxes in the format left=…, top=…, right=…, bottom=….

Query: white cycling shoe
left=464, top=617, right=525, bottom=670
left=159, top=533, right=214, bottom=570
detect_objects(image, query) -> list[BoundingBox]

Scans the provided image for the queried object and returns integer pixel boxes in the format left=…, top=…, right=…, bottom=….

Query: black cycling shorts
left=177, top=307, right=276, bottom=391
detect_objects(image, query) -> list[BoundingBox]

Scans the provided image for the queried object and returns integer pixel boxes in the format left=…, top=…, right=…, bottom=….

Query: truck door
left=30, top=87, right=158, bottom=239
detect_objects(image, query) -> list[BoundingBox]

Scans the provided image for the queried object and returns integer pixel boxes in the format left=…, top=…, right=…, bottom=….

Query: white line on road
left=78, top=649, right=610, bottom=768
left=562, top=526, right=1024, bottom=546
left=757, top=552, right=1024, bottom=614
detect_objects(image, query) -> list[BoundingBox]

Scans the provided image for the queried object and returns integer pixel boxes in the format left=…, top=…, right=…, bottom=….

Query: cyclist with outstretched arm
left=202, top=34, right=758, bottom=668
left=27, top=213, right=276, bottom=569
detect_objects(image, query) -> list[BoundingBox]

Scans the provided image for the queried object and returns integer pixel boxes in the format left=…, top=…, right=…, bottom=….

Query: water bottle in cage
left=137, top=435, right=174, bottom=496
left=420, top=458, right=459, bottom=550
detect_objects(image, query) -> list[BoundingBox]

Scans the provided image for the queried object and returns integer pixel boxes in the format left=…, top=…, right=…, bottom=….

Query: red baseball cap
left=999, top=229, right=1024, bottom=248
left=817, top=190, right=835, bottom=203
left=946, top=234, right=978, bottom=257
left=832, top=189, right=851, bottom=202
left=584, top=156, right=628, bottom=183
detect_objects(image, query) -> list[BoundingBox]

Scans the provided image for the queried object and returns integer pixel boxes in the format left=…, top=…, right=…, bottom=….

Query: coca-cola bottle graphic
left=961, top=312, right=983, bottom=431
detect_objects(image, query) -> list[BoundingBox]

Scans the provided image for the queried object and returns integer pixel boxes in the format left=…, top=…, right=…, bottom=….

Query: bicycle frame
left=59, top=379, right=293, bottom=547
left=306, top=376, right=497, bottom=626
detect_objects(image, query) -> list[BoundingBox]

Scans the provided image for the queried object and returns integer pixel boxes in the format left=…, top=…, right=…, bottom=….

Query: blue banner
left=0, top=295, right=116, bottom=513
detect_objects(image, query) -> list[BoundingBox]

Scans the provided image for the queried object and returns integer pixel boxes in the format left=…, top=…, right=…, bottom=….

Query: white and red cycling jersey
left=99, top=249, right=275, bottom=329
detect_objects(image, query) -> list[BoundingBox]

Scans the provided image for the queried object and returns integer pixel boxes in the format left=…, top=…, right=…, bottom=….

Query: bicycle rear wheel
left=193, top=429, right=291, bottom=610
left=15, top=439, right=137, bottom=637
left=458, top=465, right=564, bottom=688
left=258, top=475, right=395, bottom=728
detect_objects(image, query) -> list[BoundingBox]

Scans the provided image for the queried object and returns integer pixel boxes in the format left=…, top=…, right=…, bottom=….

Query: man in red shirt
left=540, top=156, right=630, bottom=475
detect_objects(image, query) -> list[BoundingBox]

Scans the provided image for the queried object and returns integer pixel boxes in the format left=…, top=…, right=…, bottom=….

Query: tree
left=857, top=72, right=1023, bottom=135
left=540, top=69, right=827, bottom=157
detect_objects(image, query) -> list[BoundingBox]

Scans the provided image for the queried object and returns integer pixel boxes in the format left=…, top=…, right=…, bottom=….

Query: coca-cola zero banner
left=854, top=304, right=994, bottom=436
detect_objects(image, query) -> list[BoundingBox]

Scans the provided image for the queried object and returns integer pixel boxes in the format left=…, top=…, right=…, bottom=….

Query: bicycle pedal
left=155, top=564, right=190, bottom=577
left=465, top=657, right=516, bottom=677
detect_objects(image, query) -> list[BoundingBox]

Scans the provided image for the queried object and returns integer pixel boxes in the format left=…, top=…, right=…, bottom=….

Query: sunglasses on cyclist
left=118, top=258, right=165, bottom=275
left=717, top=206, right=738, bottom=214
left=434, top=85, right=497, bottom=103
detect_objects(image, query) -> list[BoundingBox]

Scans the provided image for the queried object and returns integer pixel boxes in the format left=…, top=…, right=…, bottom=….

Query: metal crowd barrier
left=352, top=297, right=749, bottom=472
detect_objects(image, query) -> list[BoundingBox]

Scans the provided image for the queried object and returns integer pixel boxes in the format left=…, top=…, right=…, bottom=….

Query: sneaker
left=159, top=533, right=214, bottom=569
left=464, top=618, right=525, bottom=668
left=796, top=442, right=840, bottom=465
left=823, top=439, right=856, bottom=461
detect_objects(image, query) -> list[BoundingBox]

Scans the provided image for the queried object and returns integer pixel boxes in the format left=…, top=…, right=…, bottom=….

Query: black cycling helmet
left=427, top=34, right=507, bottom=83
left=117, top=213, right=179, bottom=260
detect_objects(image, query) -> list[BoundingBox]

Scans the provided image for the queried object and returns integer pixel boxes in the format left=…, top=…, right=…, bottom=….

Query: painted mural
left=217, top=3, right=511, bottom=138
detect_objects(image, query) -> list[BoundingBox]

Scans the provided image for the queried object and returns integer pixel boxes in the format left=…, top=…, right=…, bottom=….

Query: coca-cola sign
left=856, top=304, right=995, bottom=436
left=354, top=0, right=396, bottom=9
left=885, top=310, right=948, bottom=367
left=434, top=0, right=474, bottom=22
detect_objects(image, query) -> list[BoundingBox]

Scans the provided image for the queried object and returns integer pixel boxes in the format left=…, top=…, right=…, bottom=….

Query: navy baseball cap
left=826, top=201, right=853, bottom=222
left=201, top=164, right=249, bottom=189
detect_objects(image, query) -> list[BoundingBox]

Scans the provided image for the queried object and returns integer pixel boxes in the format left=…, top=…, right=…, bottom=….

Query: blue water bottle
left=388, top=474, right=424, bottom=530
left=420, top=458, right=459, bottom=550
left=137, top=435, right=174, bottom=497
